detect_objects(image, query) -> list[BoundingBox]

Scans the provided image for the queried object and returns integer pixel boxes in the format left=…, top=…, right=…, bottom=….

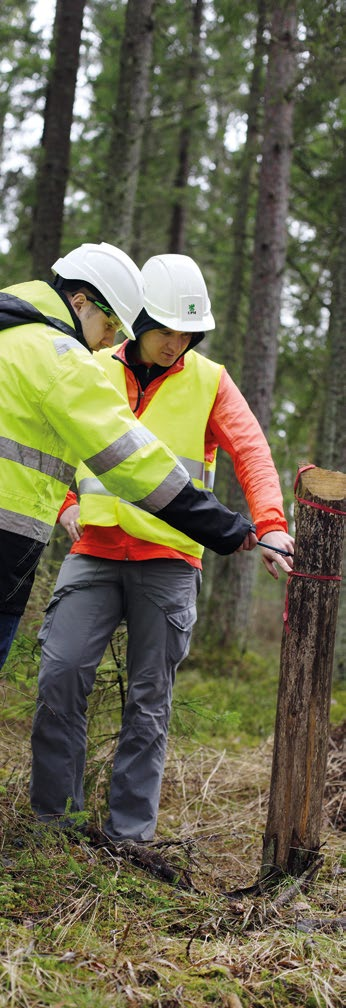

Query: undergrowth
left=0, top=605, right=345, bottom=1007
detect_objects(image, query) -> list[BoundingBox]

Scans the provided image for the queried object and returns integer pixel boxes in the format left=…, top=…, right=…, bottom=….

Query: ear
left=70, top=291, right=87, bottom=315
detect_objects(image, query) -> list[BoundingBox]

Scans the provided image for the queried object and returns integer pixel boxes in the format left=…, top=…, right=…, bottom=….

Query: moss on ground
left=0, top=624, right=345, bottom=1007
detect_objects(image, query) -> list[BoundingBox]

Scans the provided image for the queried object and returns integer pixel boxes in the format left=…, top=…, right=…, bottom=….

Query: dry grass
left=1, top=713, right=345, bottom=1008
left=1, top=562, right=345, bottom=1005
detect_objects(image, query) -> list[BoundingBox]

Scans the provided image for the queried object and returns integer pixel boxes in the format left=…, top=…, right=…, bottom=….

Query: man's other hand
left=259, top=531, right=295, bottom=579
left=59, top=504, right=83, bottom=543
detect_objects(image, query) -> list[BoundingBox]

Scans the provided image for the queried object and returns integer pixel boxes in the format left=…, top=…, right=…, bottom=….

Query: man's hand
left=259, top=531, right=295, bottom=579
left=59, top=504, right=83, bottom=543
left=236, top=529, right=258, bottom=552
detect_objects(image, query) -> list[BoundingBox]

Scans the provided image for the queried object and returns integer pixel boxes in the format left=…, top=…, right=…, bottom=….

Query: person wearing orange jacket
left=0, top=242, right=256, bottom=672
left=30, top=254, right=294, bottom=844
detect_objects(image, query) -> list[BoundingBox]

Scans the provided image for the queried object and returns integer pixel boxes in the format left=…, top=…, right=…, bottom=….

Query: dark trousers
left=0, top=529, right=44, bottom=669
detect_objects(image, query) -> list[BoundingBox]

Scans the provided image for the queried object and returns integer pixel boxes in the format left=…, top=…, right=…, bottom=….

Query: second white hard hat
left=141, top=253, right=215, bottom=332
left=52, top=242, right=144, bottom=339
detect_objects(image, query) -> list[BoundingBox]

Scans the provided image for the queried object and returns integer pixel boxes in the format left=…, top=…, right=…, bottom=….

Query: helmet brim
left=143, top=308, right=215, bottom=332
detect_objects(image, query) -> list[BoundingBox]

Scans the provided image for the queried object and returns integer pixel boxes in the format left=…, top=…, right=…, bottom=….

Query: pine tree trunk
left=168, top=0, right=203, bottom=253
left=212, top=0, right=267, bottom=381
left=262, top=466, right=346, bottom=879
left=207, top=3, right=297, bottom=648
left=100, top=0, right=155, bottom=253
left=31, top=0, right=86, bottom=277
left=242, top=1, right=297, bottom=430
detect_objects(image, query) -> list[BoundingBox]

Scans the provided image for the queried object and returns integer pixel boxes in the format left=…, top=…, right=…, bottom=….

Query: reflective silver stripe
left=53, top=336, right=85, bottom=355
left=0, top=507, right=53, bottom=543
left=85, top=427, right=156, bottom=476
left=80, top=465, right=214, bottom=499
left=204, top=470, right=215, bottom=490
left=0, top=436, right=76, bottom=485
left=134, top=463, right=189, bottom=513
left=178, top=457, right=204, bottom=483
left=79, top=477, right=113, bottom=497
left=178, top=456, right=215, bottom=490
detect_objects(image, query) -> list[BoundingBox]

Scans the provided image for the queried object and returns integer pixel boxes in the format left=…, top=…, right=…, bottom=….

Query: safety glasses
left=85, top=296, right=123, bottom=331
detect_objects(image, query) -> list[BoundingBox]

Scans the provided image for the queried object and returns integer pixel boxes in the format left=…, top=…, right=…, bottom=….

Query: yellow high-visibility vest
left=78, top=347, right=223, bottom=558
left=0, top=283, right=188, bottom=542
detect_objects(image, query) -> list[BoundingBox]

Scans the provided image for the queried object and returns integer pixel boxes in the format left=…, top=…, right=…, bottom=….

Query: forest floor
left=0, top=581, right=345, bottom=1008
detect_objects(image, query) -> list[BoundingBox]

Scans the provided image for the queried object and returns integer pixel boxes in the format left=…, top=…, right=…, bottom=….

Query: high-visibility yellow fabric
left=0, top=282, right=188, bottom=542
left=77, top=347, right=223, bottom=558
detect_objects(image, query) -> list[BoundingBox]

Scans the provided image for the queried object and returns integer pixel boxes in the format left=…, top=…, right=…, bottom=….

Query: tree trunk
left=262, top=465, right=346, bottom=879
left=168, top=0, right=203, bottom=253
left=242, top=1, right=297, bottom=428
left=212, top=0, right=267, bottom=380
left=207, top=3, right=297, bottom=648
left=100, top=0, right=155, bottom=254
left=317, top=129, right=346, bottom=680
left=31, top=0, right=86, bottom=277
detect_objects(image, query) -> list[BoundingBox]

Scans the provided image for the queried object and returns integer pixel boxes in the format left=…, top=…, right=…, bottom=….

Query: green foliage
left=0, top=1, right=49, bottom=284
left=0, top=4, right=345, bottom=1002
left=1, top=0, right=345, bottom=490
left=0, top=634, right=40, bottom=722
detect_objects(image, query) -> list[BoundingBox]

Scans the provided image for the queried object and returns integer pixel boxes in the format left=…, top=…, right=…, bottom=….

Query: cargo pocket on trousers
left=166, top=603, right=197, bottom=668
left=37, top=577, right=92, bottom=648
left=37, top=596, right=61, bottom=648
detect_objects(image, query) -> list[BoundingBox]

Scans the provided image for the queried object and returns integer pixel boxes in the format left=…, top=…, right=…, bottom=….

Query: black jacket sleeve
left=157, top=480, right=254, bottom=555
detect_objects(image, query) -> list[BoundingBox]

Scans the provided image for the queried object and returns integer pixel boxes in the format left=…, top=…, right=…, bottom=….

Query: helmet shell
left=52, top=242, right=144, bottom=339
left=141, top=254, right=215, bottom=332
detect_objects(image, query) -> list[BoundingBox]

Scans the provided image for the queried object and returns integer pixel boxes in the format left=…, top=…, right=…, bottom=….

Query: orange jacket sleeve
left=57, top=489, right=78, bottom=524
left=207, top=369, right=288, bottom=539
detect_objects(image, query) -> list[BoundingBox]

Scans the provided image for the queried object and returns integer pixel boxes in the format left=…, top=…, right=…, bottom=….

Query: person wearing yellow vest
left=0, top=243, right=258, bottom=671
left=30, top=254, right=294, bottom=844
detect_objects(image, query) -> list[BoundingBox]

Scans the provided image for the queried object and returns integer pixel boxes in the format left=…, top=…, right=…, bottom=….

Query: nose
left=167, top=335, right=181, bottom=353
left=103, top=332, right=116, bottom=348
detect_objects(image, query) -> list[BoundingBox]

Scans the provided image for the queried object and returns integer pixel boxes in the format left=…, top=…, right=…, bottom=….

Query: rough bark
left=262, top=466, right=346, bottom=879
left=31, top=0, right=85, bottom=277
left=317, top=129, right=346, bottom=679
left=242, top=2, right=297, bottom=430
left=168, top=0, right=203, bottom=254
left=100, top=0, right=155, bottom=253
left=214, top=0, right=267, bottom=379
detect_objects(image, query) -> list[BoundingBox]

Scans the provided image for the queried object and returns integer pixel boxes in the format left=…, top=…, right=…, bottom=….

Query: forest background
left=0, top=2, right=345, bottom=1007
left=0, top=0, right=345, bottom=656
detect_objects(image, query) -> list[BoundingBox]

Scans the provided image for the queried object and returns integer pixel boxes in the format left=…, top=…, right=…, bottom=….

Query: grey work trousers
left=30, top=554, right=200, bottom=841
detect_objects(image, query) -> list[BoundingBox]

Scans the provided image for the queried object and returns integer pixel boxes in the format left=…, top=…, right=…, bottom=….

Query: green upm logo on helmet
left=188, top=303, right=197, bottom=315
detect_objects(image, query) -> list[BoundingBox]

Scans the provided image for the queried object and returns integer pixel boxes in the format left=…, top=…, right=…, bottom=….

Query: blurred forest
left=0, top=8, right=345, bottom=1004
left=0, top=0, right=345, bottom=660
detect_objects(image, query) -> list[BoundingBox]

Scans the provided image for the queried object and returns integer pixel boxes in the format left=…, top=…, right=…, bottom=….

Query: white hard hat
left=52, top=242, right=144, bottom=339
left=141, top=253, right=215, bottom=332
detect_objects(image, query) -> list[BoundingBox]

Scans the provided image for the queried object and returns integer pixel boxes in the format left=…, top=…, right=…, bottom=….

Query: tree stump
left=261, top=466, right=346, bottom=879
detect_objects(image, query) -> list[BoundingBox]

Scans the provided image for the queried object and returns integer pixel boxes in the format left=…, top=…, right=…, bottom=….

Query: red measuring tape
left=283, top=465, right=345, bottom=633
left=293, top=464, right=346, bottom=517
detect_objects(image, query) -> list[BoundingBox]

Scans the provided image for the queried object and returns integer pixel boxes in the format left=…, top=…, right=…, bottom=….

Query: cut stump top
left=298, top=466, right=346, bottom=505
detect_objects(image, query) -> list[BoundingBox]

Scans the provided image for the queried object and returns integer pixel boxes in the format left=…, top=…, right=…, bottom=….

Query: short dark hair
left=54, top=275, right=113, bottom=312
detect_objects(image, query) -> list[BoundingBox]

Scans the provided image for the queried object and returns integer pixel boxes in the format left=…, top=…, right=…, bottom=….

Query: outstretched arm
left=158, top=482, right=257, bottom=555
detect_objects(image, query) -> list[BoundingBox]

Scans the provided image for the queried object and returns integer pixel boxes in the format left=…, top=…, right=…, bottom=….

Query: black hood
left=133, top=307, right=205, bottom=350
left=0, top=283, right=89, bottom=350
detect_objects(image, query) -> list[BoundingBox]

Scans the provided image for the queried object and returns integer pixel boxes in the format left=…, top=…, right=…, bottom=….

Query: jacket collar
left=0, top=282, right=89, bottom=351
left=113, top=339, right=186, bottom=378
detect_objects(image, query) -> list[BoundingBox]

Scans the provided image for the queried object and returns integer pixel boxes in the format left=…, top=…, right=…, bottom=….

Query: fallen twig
left=296, top=915, right=346, bottom=934
left=98, top=839, right=195, bottom=889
